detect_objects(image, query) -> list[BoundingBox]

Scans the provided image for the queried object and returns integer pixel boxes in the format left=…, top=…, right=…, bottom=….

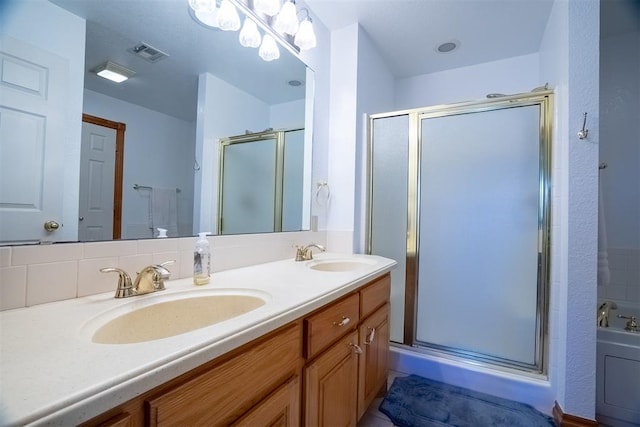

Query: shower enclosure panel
left=218, top=128, right=305, bottom=235
left=367, top=93, right=552, bottom=373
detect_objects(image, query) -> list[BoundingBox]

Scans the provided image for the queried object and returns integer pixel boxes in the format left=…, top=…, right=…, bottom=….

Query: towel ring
left=315, top=181, right=331, bottom=206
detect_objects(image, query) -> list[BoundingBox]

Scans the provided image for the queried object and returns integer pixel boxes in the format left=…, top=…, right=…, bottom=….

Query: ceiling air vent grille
left=129, top=42, right=169, bottom=63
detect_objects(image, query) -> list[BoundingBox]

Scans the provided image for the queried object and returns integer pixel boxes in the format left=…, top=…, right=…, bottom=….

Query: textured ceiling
left=305, top=0, right=555, bottom=78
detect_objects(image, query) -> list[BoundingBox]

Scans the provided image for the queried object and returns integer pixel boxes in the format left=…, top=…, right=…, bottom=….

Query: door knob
left=79, top=216, right=84, bottom=221
left=44, top=221, right=60, bottom=232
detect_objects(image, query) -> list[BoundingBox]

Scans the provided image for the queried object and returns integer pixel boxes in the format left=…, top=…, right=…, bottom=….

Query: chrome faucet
left=295, top=243, right=325, bottom=261
left=597, top=301, right=618, bottom=327
left=100, top=261, right=174, bottom=298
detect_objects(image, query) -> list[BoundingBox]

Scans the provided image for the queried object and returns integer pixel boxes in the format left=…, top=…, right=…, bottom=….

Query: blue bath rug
left=379, top=375, right=555, bottom=427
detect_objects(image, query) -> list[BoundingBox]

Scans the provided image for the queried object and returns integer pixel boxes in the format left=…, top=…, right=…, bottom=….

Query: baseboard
left=553, top=402, right=599, bottom=427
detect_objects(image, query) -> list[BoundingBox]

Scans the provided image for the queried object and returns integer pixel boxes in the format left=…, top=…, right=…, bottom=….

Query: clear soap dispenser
left=193, top=232, right=211, bottom=285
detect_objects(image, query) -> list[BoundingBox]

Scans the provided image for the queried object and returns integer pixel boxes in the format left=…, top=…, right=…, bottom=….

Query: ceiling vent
left=129, top=42, right=169, bottom=63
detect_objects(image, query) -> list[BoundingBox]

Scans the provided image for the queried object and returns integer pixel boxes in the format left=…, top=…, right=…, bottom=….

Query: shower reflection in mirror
left=218, top=128, right=306, bottom=234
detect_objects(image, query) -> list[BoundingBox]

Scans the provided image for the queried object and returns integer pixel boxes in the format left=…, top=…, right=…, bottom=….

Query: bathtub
left=596, top=302, right=640, bottom=427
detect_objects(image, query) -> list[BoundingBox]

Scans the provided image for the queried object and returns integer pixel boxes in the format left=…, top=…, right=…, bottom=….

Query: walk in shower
left=367, top=92, right=553, bottom=373
left=218, top=128, right=306, bottom=235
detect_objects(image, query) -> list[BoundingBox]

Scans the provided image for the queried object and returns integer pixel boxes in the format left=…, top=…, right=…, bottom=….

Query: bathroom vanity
left=0, top=254, right=395, bottom=426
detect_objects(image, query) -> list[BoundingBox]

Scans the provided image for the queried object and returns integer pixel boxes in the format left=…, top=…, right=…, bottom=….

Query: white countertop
left=0, top=253, right=395, bottom=426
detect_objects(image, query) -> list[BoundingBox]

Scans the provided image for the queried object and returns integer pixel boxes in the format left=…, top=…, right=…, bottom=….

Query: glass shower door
left=416, top=105, right=543, bottom=368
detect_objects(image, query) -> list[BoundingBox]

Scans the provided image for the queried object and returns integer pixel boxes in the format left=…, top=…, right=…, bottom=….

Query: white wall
left=298, top=4, right=332, bottom=234
left=270, top=99, right=305, bottom=129
left=1, top=0, right=86, bottom=242
left=194, top=73, right=270, bottom=234
left=395, top=53, right=541, bottom=110
left=539, top=0, right=599, bottom=419
left=354, top=27, right=395, bottom=253
left=83, top=90, right=196, bottom=239
left=599, top=27, right=640, bottom=304
left=325, top=24, right=360, bottom=252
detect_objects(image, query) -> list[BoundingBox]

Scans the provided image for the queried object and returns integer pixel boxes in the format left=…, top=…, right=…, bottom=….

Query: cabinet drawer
left=360, top=274, right=390, bottom=319
left=146, top=323, right=302, bottom=426
left=305, top=293, right=359, bottom=359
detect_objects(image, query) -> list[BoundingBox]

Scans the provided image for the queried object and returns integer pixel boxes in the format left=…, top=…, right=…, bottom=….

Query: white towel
left=598, top=176, right=610, bottom=287
left=149, top=187, right=178, bottom=237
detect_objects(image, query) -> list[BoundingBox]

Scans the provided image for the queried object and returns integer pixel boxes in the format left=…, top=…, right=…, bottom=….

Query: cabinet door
left=304, top=331, right=359, bottom=427
left=357, top=303, right=390, bottom=420
left=232, top=376, right=300, bottom=427
left=146, top=323, right=301, bottom=426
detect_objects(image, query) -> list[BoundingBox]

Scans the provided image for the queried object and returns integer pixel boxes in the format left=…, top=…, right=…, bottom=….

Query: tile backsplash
left=0, top=231, right=325, bottom=311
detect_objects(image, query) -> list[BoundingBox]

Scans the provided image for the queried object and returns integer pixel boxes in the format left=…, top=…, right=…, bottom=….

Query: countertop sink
left=85, top=290, right=268, bottom=344
left=307, top=258, right=377, bottom=272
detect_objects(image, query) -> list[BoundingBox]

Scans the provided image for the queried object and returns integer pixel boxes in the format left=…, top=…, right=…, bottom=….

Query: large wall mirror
left=0, top=0, right=313, bottom=244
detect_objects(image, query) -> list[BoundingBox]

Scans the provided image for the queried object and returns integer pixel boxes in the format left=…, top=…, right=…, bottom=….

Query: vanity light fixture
left=217, top=0, right=241, bottom=31
left=188, top=0, right=317, bottom=62
left=188, top=0, right=215, bottom=12
left=92, top=61, right=135, bottom=83
left=259, top=34, right=280, bottom=61
left=253, top=0, right=281, bottom=17
left=294, top=13, right=316, bottom=50
left=273, top=0, right=299, bottom=36
left=239, top=17, right=261, bottom=48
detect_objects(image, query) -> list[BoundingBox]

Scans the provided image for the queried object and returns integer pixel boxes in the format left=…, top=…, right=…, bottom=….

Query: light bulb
left=259, top=34, right=280, bottom=61
left=217, top=0, right=241, bottom=31
left=294, top=17, right=316, bottom=50
left=239, top=18, right=261, bottom=48
left=273, top=1, right=299, bottom=36
left=254, top=0, right=281, bottom=16
left=195, top=6, right=219, bottom=28
left=189, top=0, right=215, bottom=12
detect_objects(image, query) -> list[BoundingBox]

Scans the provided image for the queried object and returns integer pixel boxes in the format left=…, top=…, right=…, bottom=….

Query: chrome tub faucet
left=597, top=301, right=618, bottom=327
left=100, top=261, right=174, bottom=298
left=295, top=243, right=325, bottom=261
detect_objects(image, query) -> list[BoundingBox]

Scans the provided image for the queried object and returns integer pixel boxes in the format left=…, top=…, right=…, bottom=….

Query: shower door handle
left=364, top=327, right=376, bottom=345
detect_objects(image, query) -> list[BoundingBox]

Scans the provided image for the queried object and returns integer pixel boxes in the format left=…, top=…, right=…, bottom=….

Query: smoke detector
left=128, top=42, right=169, bottom=63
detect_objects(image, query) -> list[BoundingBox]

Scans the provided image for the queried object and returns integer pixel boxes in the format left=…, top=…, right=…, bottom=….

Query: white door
left=0, top=35, right=67, bottom=244
left=78, top=122, right=116, bottom=241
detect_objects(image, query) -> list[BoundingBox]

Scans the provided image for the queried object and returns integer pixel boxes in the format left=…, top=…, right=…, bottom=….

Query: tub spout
left=598, top=301, right=618, bottom=327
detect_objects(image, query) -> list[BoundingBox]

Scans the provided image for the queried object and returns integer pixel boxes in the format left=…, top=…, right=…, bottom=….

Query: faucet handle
left=618, top=315, right=638, bottom=332
left=152, top=260, right=175, bottom=290
left=100, top=267, right=134, bottom=298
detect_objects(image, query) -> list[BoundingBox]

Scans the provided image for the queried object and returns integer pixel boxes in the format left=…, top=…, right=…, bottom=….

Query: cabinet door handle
left=350, top=343, right=363, bottom=354
left=365, top=327, right=376, bottom=345
left=333, top=316, right=350, bottom=327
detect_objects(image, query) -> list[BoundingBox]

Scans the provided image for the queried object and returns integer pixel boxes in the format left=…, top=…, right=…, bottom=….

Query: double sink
left=84, top=258, right=375, bottom=344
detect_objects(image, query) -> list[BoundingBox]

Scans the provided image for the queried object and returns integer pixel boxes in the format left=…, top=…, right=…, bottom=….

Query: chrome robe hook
left=577, top=112, right=589, bottom=140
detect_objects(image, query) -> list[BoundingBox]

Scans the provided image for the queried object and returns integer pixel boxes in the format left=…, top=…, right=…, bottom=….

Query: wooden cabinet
left=304, top=331, right=360, bottom=426
left=82, top=273, right=391, bottom=427
left=357, top=303, right=390, bottom=419
left=82, top=323, right=302, bottom=427
left=303, top=273, right=391, bottom=426
left=231, top=375, right=300, bottom=427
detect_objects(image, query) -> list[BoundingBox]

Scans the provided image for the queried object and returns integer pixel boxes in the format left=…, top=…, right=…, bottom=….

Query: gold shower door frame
left=218, top=128, right=303, bottom=235
left=366, top=91, right=553, bottom=374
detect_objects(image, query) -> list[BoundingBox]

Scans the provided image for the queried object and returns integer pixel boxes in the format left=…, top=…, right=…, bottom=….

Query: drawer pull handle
left=365, top=327, right=376, bottom=345
left=333, top=317, right=351, bottom=327
left=350, top=343, right=363, bottom=354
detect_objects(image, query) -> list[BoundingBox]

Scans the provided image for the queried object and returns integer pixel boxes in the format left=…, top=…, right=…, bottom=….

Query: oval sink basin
left=307, top=259, right=376, bottom=272
left=87, top=290, right=268, bottom=344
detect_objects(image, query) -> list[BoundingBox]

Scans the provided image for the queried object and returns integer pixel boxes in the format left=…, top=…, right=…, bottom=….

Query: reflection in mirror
left=0, top=0, right=313, bottom=245
left=218, top=128, right=305, bottom=234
